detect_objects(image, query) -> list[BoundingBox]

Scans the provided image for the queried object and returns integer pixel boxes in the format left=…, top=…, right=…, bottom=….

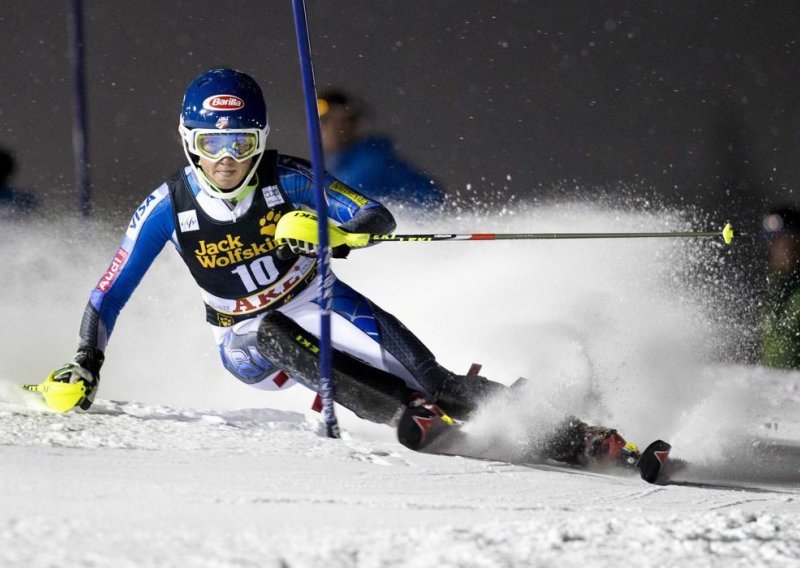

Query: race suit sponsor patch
left=126, top=186, right=168, bottom=240
left=178, top=209, right=199, bottom=232
left=194, top=233, right=280, bottom=268
left=262, top=185, right=284, bottom=207
left=96, top=247, right=129, bottom=292
left=203, top=257, right=316, bottom=316
left=329, top=181, right=369, bottom=207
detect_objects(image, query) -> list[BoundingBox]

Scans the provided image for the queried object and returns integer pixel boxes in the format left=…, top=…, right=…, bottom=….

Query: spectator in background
left=317, top=89, right=445, bottom=208
left=0, top=148, right=37, bottom=212
left=760, top=207, right=800, bottom=369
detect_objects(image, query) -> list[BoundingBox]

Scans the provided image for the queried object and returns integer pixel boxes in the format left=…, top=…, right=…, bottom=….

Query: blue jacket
left=325, top=136, right=444, bottom=207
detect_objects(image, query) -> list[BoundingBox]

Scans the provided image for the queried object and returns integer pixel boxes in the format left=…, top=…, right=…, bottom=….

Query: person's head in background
left=317, top=89, right=365, bottom=154
left=0, top=149, right=15, bottom=187
left=763, top=207, right=800, bottom=274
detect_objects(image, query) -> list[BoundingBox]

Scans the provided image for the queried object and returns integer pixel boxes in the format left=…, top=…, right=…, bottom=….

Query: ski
left=396, top=401, right=673, bottom=484
left=251, top=338, right=675, bottom=485
left=635, top=440, right=672, bottom=483
left=396, top=396, right=461, bottom=452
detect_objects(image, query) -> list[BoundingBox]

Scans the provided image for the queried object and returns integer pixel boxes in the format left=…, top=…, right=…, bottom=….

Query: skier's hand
left=281, top=238, right=318, bottom=257
left=50, top=363, right=98, bottom=411
left=276, top=240, right=350, bottom=260
left=275, top=211, right=357, bottom=260
left=51, top=347, right=104, bottom=411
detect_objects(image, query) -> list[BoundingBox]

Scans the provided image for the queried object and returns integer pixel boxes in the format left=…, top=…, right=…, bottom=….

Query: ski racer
left=45, top=68, right=634, bottom=469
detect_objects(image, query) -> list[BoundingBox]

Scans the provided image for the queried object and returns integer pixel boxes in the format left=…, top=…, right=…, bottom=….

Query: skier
left=44, top=68, right=634, bottom=470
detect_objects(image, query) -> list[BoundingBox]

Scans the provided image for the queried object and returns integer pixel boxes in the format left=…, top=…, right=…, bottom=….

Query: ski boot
left=582, top=426, right=640, bottom=469
left=396, top=394, right=457, bottom=451
left=540, top=416, right=639, bottom=469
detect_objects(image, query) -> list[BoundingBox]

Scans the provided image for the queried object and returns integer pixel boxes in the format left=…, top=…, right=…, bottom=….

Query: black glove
left=332, top=244, right=351, bottom=259
left=276, top=241, right=350, bottom=260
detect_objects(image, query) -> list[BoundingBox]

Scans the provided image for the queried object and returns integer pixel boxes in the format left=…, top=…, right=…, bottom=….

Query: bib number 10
left=231, top=257, right=279, bottom=293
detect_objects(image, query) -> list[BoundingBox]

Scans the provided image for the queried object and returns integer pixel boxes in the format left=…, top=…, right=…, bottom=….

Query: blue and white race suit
left=78, top=152, right=443, bottom=402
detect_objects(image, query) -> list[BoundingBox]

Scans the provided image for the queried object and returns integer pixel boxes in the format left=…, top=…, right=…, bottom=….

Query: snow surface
left=1, top=203, right=799, bottom=567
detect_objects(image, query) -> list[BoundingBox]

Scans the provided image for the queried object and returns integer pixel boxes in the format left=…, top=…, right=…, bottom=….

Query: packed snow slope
left=1, top=201, right=799, bottom=567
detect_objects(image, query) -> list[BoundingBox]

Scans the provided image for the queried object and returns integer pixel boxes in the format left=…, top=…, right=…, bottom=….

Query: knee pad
left=219, top=328, right=278, bottom=385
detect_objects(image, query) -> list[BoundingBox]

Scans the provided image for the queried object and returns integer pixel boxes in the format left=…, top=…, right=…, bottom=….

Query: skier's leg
left=364, top=298, right=506, bottom=418
left=275, top=278, right=507, bottom=419
left=215, top=305, right=407, bottom=423
left=214, top=316, right=297, bottom=391
left=257, top=308, right=410, bottom=424
left=274, top=282, right=424, bottom=392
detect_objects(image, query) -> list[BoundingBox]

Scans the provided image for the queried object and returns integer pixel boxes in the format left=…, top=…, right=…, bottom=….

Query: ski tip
left=637, top=440, right=672, bottom=484
left=397, top=399, right=457, bottom=451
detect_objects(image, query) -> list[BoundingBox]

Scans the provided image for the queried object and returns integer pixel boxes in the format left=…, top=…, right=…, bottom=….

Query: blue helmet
left=179, top=68, right=270, bottom=200
left=180, top=68, right=268, bottom=131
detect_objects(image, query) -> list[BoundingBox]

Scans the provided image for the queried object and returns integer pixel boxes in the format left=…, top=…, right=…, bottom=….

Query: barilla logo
left=202, top=94, right=245, bottom=111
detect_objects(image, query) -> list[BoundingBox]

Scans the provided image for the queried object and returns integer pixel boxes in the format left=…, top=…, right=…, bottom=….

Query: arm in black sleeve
left=339, top=203, right=396, bottom=235
left=76, top=302, right=106, bottom=379
left=327, top=204, right=396, bottom=258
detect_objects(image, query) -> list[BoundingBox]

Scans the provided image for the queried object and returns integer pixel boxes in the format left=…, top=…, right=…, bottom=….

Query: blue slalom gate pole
left=69, top=0, right=91, bottom=217
left=292, top=0, right=339, bottom=438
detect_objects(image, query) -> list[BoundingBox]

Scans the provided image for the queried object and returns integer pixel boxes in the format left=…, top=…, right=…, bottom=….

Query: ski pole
left=366, top=225, right=735, bottom=245
left=275, top=211, right=735, bottom=249
left=292, top=0, right=340, bottom=439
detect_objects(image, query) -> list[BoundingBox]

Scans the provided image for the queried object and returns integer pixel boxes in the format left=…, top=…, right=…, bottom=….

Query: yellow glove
left=274, top=211, right=370, bottom=259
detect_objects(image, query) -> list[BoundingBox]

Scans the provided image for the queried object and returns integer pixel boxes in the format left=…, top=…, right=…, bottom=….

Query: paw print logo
left=259, top=210, right=282, bottom=239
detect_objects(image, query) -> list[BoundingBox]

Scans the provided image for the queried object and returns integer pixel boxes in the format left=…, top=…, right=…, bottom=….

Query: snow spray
left=1, top=199, right=795, bottom=482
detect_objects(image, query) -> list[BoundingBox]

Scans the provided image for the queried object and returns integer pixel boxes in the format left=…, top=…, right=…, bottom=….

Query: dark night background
left=1, top=0, right=799, bottom=232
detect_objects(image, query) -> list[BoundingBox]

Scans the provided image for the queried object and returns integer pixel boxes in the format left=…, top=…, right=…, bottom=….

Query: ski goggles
left=183, top=128, right=265, bottom=162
